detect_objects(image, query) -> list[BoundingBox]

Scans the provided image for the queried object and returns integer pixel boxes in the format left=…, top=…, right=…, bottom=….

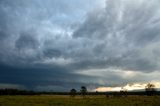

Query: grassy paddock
left=0, top=95, right=160, bottom=106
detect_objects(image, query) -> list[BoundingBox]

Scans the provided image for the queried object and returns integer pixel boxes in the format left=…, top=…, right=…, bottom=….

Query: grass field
left=0, top=95, right=160, bottom=106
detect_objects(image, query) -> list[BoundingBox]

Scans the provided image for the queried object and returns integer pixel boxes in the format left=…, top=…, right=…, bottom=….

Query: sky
left=0, top=0, right=160, bottom=92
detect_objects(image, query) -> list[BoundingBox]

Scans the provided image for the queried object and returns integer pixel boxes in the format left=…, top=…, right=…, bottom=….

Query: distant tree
left=145, top=83, right=156, bottom=96
left=80, top=86, right=87, bottom=97
left=70, top=88, right=77, bottom=97
left=120, top=89, right=128, bottom=97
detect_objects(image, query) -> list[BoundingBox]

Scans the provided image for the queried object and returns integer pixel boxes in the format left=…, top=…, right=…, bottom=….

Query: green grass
left=0, top=95, right=160, bottom=106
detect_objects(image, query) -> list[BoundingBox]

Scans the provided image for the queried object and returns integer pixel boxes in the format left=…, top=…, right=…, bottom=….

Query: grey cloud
left=15, top=31, right=39, bottom=50
left=0, top=0, right=108, bottom=91
left=1, top=0, right=160, bottom=91
left=0, top=0, right=98, bottom=64
left=0, top=31, right=8, bottom=41
left=72, top=0, right=160, bottom=72
left=73, top=10, right=107, bottom=39
left=43, top=49, right=61, bottom=58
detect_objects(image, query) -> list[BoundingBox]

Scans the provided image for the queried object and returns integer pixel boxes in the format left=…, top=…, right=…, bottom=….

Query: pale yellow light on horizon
left=95, top=87, right=121, bottom=92
left=95, top=82, right=160, bottom=92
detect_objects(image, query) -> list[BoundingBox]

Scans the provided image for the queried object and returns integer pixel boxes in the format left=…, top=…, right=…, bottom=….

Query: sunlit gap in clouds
left=95, top=82, right=160, bottom=92
left=76, top=68, right=160, bottom=92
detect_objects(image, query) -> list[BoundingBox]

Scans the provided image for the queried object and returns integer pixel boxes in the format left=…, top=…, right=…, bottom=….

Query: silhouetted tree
left=145, top=83, right=156, bottom=96
left=80, top=86, right=87, bottom=97
left=120, top=89, right=128, bottom=97
left=70, top=88, right=77, bottom=97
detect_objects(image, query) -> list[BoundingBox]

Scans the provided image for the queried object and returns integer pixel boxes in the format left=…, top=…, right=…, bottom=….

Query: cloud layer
left=0, top=0, right=160, bottom=91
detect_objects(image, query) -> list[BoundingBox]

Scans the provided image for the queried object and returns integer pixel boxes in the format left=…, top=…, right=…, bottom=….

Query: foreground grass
left=0, top=95, right=160, bottom=106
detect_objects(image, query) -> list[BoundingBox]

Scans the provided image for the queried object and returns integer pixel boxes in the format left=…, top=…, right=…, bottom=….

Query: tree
left=120, top=88, right=128, bottom=97
left=70, top=88, right=77, bottom=97
left=80, top=86, right=87, bottom=97
left=145, top=83, right=156, bottom=96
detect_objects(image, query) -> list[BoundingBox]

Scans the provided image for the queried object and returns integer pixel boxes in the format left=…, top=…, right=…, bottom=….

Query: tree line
left=0, top=83, right=159, bottom=96
left=69, top=84, right=159, bottom=97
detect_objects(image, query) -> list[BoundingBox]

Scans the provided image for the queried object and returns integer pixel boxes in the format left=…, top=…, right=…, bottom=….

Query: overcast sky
left=0, top=0, right=160, bottom=91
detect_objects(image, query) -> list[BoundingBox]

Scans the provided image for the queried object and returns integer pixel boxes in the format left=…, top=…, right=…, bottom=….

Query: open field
left=0, top=95, right=160, bottom=106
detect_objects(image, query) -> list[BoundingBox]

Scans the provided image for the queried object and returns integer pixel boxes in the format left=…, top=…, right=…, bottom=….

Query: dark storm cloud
left=0, top=63, right=101, bottom=91
left=0, top=0, right=105, bottom=91
left=1, top=0, right=160, bottom=91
